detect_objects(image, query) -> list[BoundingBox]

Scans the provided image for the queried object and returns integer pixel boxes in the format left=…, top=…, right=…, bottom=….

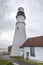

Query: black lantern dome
left=16, top=7, right=26, bottom=19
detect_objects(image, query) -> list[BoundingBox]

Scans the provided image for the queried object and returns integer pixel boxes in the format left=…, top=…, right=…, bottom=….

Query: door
left=26, top=52, right=29, bottom=59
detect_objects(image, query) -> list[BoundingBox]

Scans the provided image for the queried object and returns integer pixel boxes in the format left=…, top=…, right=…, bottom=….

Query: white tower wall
left=10, top=7, right=26, bottom=56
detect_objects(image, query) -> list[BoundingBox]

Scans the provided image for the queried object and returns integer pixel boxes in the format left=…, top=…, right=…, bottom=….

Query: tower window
left=17, top=27, right=19, bottom=30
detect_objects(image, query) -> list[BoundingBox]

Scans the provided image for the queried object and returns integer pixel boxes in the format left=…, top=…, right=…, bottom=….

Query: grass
left=0, top=57, right=13, bottom=65
left=14, top=56, right=43, bottom=65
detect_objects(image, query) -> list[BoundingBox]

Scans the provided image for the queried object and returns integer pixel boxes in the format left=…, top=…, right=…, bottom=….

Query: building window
left=30, top=47, right=35, bottom=57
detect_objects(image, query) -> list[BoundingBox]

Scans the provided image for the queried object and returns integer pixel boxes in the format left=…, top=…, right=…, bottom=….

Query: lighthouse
left=10, top=7, right=26, bottom=56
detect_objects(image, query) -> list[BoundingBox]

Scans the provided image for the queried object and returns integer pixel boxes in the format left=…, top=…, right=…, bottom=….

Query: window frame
left=30, top=47, right=35, bottom=57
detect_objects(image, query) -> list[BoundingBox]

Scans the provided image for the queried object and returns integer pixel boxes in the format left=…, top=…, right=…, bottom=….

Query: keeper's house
left=19, top=36, right=43, bottom=62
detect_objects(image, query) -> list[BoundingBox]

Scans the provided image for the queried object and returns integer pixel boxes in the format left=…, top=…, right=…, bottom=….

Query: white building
left=10, top=7, right=26, bottom=56
left=19, top=36, right=43, bottom=62
left=10, top=7, right=43, bottom=62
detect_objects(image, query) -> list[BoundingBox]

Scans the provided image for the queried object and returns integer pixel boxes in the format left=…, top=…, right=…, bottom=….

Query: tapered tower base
left=10, top=7, right=26, bottom=56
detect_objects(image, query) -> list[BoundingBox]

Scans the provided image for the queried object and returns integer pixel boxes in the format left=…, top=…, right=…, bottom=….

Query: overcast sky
left=0, top=0, right=43, bottom=48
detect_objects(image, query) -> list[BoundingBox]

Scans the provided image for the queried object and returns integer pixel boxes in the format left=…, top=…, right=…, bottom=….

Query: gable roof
left=20, top=36, right=43, bottom=48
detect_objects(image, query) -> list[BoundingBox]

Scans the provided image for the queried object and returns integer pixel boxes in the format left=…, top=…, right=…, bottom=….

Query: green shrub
left=6, top=62, right=14, bottom=65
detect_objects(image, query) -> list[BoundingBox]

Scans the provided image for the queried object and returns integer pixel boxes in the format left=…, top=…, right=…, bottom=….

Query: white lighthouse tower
left=10, top=7, right=26, bottom=56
